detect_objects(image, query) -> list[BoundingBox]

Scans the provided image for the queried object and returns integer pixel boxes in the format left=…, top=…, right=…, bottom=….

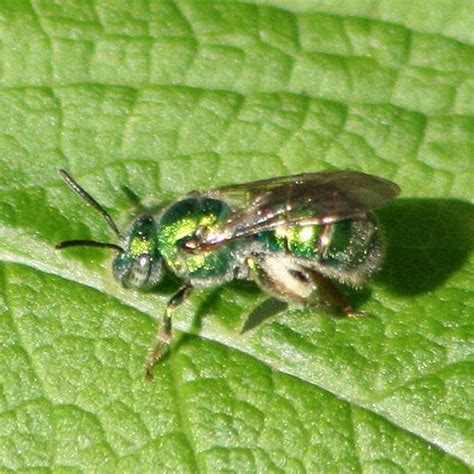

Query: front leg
left=145, top=283, right=192, bottom=380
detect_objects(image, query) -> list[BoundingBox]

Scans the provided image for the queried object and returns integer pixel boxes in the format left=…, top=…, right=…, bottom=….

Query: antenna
left=59, top=169, right=122, bottom=239
left=55, top=240, right=123, bottom=252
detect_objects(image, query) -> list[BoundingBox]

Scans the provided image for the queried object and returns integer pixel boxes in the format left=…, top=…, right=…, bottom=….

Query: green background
left=0, top=1, right=473, bottom=472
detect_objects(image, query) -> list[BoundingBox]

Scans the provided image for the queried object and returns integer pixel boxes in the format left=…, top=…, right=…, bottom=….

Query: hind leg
left=245, top=253, right=317, bottom=304
left=245, top=252, right=362, bottom=316
left=307, top=270, right=360, bottom=316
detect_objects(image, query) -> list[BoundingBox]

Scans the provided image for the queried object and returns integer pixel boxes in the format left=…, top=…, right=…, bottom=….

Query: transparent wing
left=197, top=170, right=400, bottom=249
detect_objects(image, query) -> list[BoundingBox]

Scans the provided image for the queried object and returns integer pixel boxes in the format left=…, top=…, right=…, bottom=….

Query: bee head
left=112, top=215, right=163, bottom=289
left=56, top=170, right=164, bottom=289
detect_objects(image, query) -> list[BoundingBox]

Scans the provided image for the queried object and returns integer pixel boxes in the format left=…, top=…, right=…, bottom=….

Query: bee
left=56, top=169, right=400, bottom=379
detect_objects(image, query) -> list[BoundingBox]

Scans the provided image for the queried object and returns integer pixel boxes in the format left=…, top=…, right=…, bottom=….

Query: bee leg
left=144, top=283, right=192, bottom=381
left=308, top=271, right=360, bottom=316
left=246, top=253, right=316, bottom=304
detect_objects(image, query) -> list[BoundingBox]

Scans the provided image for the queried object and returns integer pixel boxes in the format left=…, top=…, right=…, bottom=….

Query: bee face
left=113, top=215, right=164, bottom=289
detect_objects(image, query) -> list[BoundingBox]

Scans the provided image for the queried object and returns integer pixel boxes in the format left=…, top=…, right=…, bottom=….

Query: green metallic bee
left=56, top=169, right=400, bottom=379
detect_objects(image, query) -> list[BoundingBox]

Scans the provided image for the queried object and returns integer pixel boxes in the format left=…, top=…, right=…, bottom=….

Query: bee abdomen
left=256, top=213, right=384, bottom=287
left=257, top=224, right=323, bottom=259
left=315, top=214, right=384, bottom=286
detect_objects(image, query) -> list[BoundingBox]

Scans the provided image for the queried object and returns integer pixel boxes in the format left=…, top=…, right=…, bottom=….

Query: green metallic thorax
left=157, top=197, right=237, bottom=285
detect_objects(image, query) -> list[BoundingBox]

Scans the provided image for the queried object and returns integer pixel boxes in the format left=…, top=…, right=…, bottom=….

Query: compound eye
left=123, top=254, right=151, bottom=288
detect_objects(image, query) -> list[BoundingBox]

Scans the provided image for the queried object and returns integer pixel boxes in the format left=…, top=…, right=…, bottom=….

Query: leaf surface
left=0, top=1, right=473, bottom=471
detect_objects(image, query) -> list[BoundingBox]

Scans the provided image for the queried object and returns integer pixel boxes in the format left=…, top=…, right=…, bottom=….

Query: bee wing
left=199, top=170, right=400, bottom=248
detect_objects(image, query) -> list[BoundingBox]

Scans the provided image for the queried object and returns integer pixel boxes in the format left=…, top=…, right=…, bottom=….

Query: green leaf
left=1, top=1, right=473, bottom=471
